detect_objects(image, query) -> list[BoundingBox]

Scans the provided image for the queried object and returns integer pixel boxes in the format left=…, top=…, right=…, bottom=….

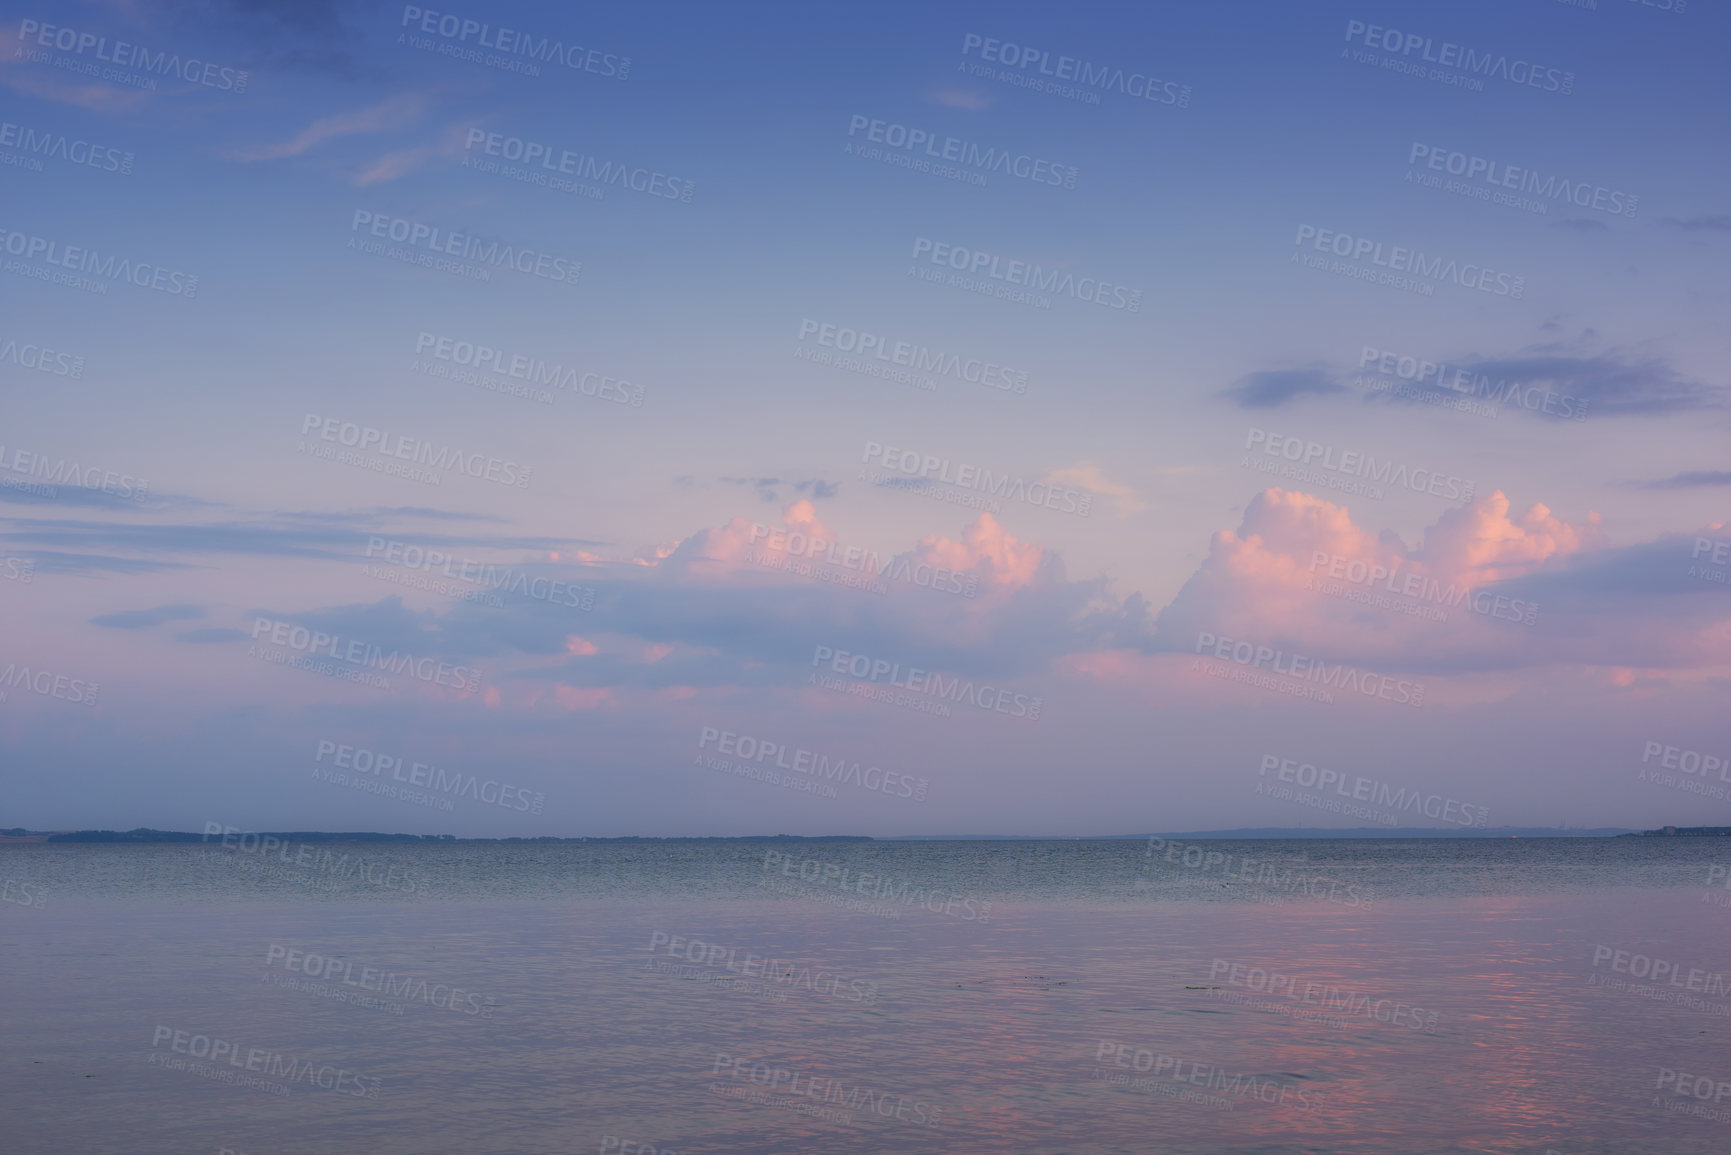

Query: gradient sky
left=2, top=0, right=1727, bottom=836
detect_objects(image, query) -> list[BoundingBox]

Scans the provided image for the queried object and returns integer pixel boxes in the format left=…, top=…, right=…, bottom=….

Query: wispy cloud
left=1219, top=368, right=1344, bottom=409
left=355, top=120, right=480, bottom=186
left=1045, top=462, right=1146, bottom=517
left=0, top=513, right=598, bottom=562
left=926, top=89, right=993, bottom=110
left=233, top=93, right=429, bottom=161
left=718, top=477, right=840, bottom=504
left=1638, top=471, right=1731, bottom=490
left=0, top=25, right=153, bottom=111
left=1662, top=214, right=1731, bottom=232
left=91, top=604, right=205, bottom=629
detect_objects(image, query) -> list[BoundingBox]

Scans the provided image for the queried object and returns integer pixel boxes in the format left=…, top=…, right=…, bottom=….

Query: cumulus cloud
left=1138, top=488, right=1637, bottom=674
left=223, top=501, right=1119, bottom=710
left=1419, top=494, right=1606, bottom=585
left=901, top=512, right=1057, bottom=592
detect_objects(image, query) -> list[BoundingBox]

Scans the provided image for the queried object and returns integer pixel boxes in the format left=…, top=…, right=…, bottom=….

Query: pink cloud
left=1150, top=488, right=1611, bottom=670
left=652, top=499, right=838, bottom=579
left=233, top=93, right=428, bottom=162
left=554, top=686, right=616, bottom=711
left=651, top=501, right=1059, bottom=601
left=0, top=29, right=156, bottom=112
left=900, top=512, right=1056, bottom=593
left=1420, top=492, right=1605, bottom=584
left=354, top=121, right=478, bottom=186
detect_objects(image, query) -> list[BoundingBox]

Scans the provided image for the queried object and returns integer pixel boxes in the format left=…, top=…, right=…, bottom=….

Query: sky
left=1, top=0, right=1727, bottom=837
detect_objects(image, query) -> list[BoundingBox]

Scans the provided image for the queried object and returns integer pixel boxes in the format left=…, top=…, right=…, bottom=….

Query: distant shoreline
left=0, top=825, right=1686, bottom=844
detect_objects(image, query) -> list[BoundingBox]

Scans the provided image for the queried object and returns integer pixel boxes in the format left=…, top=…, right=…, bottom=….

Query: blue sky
left=3, top=0, right=1728, bottom=836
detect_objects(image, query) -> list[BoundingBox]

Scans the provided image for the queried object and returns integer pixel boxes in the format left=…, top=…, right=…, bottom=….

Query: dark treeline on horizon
left=22, top=828, right=877, bottom=844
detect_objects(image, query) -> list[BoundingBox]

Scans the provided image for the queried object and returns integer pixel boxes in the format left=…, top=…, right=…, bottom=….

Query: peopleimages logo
left=398, top=6, right=630, bottom=79
left=1688, top=536, right=1729, bottom=588
left=1, top=878, right=47, bottom=909
left=149, top=1026, right=380, bottom=1098
left=0, top=336, right=85, bottom=377
left=248, top=617, right=481, bottom=692
left=846, top=114, right=1078, bottom=188
left=1258, top=755, right=1487, bottom=826
left=1694, top=538, right=1731, bottom=565
left=910, top=238, right=1142, bottom=311
left=264, top=944, right=494, bottom=1015
left=1094, top=1042, right=1324, bottom=1110
left=862, top=441, right=1090, bottom=516
left=15, top=18, right=250, bottom=91
left=1205, top=959, right=1441, bottom=1032
left=364, top=537, right=593, bottom=609
left=1306, top=549, right=1539, bottom=627
left=744, top=522, right=978, bottom=598
left=709, top=1053, right=943, bottom=1128
left=1293, top=226, right=1525, bottom=298
left=413, top=333, right=642, bottom=406
left=0, top=662, right=100, bottom=706
left=1143, top=836, right=1375, bottom=908
left=1194, top=631, right=1425, bottom=707
left=1641, top=741, right=1730, bottom=782
left=0, top=444, right=148, bottom=500
left=798, top=321, right=1027, bottom=393
left=300, top=414, right=533, bottom=489
left=462, top=129, right=693, bottom=201
left=1407, top=144, right=1635, bottom=219
left=202, top=824, right=418, bottom=893
left=644, top=931, right=879, bottom=1003
left=1655, top=1067, right=1731, bottom=1125
left=1342, top=20, right=1574, bottom=94
left=0, top=120, right=133, bottom=175
left=761, top=849, right=990, bottom=921
left=0, top=226, right=199, bottom=297
left=1358, top=345, right=1587, bottom=421
left=348, top=211, right=579, bottom=285
left=960, top=33, right=1190, bottom=106
left=1591, top=945, right=1731, bottom=997
left=1245, top=428, right=1474, bottom=502
left=810, top=644, right=1043, bottom=720
left=314, top=740, right=544, bottom=814
left=696, top=727, right=930, bottom=801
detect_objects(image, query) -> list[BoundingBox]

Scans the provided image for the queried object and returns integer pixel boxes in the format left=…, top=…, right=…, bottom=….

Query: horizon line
left=3, top=824, right=1655, bottom=842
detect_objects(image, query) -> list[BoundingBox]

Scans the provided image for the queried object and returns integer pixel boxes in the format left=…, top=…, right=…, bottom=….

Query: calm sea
left=4, top=838, right=1730, bottom=1153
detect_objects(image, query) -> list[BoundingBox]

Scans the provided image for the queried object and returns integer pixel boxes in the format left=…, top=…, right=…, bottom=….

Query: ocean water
left=4, top=838, right=1731, bottom=1154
